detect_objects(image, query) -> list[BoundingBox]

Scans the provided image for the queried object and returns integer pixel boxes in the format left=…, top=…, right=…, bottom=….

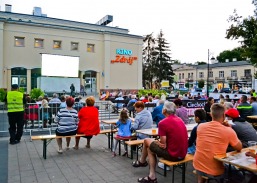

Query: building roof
left=195, top=61, right=252, bottom=69
left=0, top=11, right=143, bottom=39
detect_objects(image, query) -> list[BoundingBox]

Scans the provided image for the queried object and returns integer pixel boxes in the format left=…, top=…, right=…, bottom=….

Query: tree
left=195, top=61, right=207, bottom=65
left=226, top=2, right=257, bottom=65
left=153, top=30, right=174, bottom=89
left=198, top=80, right=205, bottom=88
left=216, top=47, right=246, bottom=62
left=142, top=33, right=156, bottom=89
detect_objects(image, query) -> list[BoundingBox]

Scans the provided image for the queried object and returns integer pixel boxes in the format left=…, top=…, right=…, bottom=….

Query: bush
left=198, top=80, right=205, bottom=88
left=138, top=89, right=167, bottom=98
left=0, top=88, right=7, bottom=102
left=30, top=88, right=44, bottom=100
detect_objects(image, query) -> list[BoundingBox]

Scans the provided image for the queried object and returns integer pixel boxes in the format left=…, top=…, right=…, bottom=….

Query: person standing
left=5, top=84, right=26, bottom=144
left=70, top=83, right=75, bottom=96
left=204, top=97, right=214, bottom=122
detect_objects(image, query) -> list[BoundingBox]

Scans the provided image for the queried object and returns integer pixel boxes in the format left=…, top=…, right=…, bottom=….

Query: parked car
left=219, top=88, right=231, bottom=93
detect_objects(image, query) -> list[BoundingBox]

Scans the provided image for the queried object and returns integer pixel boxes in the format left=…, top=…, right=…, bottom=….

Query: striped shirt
left=55, top=108, right=78, bottom=133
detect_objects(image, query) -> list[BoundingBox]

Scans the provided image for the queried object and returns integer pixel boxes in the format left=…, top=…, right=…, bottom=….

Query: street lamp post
left=207, top=49, right=210, bottom=97
left=207, top=49, right=215, bottom=97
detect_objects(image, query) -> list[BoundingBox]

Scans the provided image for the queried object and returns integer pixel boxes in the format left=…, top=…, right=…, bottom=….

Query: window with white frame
left=191, top=73, right=193, bottom=78
left=209, top=71, right=213, bottom=78
left=219, top=71, right=224, bottom=78
left=231, top=70, right=237, bottom=77
left=199, top=72, right=204, bottom=78
left=179, top=73, right=181, bottom=80
left=188, top=73, right=190, bottom=78
left=182, top=73, right=184, bottom=79
left=15, top=37, right=25, bottom=47
left=244, top=69, right=251, bottom=77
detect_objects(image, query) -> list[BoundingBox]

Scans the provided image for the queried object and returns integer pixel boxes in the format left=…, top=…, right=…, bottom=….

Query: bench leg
left=182, top=163, right=185, bottom=183
left=172, top=165, right=175, bottom=182
left=164, top=164, right=167, bottom=177
left=43, top=139, right=47, bottom=159
left=130, top=145, right=133, bottom=159
left=107, top=132, right=110, bottom=149
left=118, top=140, right=121, bottom=155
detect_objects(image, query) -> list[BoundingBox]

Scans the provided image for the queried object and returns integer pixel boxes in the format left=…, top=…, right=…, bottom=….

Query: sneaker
left=66, top=147, right=70, bottom=150
left=57, top=149, right=63, bottom=154
left=158, top=162, right=170, bottom=171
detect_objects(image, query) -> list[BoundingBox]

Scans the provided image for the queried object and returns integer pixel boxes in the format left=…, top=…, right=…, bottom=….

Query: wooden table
left=136, top=124, right=196, bottom=138
left=246, top=116, right=257, bottom=129
left=214, top=146, right=257, bottom=174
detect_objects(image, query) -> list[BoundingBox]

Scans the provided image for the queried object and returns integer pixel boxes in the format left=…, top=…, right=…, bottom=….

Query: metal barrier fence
left=0, top=101, right=119, bottom=134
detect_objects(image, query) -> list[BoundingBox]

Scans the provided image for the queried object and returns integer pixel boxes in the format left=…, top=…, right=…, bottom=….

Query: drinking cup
left=151, top=124, right=157, bottom=134
left=248, top=141, right=257, bottom=154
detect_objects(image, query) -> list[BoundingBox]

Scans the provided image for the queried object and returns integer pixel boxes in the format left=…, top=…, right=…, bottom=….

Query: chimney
left=5, top=4, right=12, bottom=12
left=33, top=7, right=42, bottom=16
left=232, top=58, right=237, bottom=62
left=225, top=59, right=229, bottom=63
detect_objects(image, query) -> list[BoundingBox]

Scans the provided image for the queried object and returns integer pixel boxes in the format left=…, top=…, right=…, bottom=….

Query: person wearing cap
left=4, top=84, right=26, bottom=145
left=225, top=108, right=257, bottom=148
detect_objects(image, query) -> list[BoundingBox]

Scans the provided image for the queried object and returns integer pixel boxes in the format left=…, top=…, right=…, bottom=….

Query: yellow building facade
left=0, top=10, right=143, bottom=94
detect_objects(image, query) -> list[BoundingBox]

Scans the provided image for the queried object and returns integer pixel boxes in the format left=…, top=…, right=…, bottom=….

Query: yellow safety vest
left=7, top=91, right=24, bottom=112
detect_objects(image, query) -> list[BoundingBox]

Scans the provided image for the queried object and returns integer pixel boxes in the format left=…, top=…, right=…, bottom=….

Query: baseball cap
left=225, top=108, right=239, bottom=119
left=11, top=84, right=18, bottom=89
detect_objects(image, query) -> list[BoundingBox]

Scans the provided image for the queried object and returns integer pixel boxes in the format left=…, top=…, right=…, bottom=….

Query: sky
left=0, top=0, right=255, bottom=64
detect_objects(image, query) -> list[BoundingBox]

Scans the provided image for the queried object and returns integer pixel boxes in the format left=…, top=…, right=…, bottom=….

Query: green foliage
left=142, top=30, right=174, bottom=89
left=195, top=61, right=207, bottom=65
left=216, top=48, right=246, bottom=62
left=226, top=5, right=257, bottom=65
left=198, top=80, right=205, bottom=88
left=138, top=89, right=167, bottom=98
left=30, top=88, right=44, bottom=100
left=0, top=88, right=7, bottom=102
left=185, top=82, right=189, bottom=88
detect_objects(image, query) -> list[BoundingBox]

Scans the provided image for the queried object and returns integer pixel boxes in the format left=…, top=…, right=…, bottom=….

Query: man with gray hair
left=132, top=101, right=188, bottom=183
left=49, top=93, right=61, bottom=103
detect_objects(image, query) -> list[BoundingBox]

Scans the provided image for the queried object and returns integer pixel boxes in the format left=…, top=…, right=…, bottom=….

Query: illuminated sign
left=111, top=49, right=137, bottom=65
left=116, top=49, right=132, bottom=55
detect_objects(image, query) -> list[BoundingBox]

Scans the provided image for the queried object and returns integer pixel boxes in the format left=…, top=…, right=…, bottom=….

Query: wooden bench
left=32, top=129, right=117, bottom=159
left=125, top=139, right=144, bottom=160
left=114, top=136, right=137, bottom=157
left=159, top=154, right=194, bottom=183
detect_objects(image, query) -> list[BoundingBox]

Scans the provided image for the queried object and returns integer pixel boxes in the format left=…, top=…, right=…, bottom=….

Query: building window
left=188, top=73, right=190, bottom=78
left=179, top=84, right=184, bottom=89
left=209, top=71, right=213, bottom=78
left=219, top=71, right=224, bottom=78
left=191, top=73, right=193, bottom=78
left=182, top=73, right=184, bottom=79
left=199, top=72, right=204, bottom=78
left=34, top=39, right=44, bottom=48
left=179, top=73, right=181, bottom=80
left=15, top=37, right=25, bottom=47
left=231, top=70, right=237, bottom=77
left=71, top=42, right=79, bottom=51
left=87, top=44, right=95, bottom=52
left=53, top=40, right=62, bottom=49
left=244, top=69, right=251, bottom=77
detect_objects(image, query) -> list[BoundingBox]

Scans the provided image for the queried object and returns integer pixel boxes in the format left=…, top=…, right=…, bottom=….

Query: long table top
left=214, top=146, right=257, bottom=173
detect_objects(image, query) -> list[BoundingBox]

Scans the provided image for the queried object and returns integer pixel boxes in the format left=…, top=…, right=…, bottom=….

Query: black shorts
left=149, top=141, right=184, bottom=161
left=55, top=129, right=77, bottom=136
left=82, top=136, right=93, bottom=139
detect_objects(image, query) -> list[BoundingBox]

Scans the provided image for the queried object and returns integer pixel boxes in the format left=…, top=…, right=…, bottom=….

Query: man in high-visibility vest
left=4, top=84, right=26, bottom=145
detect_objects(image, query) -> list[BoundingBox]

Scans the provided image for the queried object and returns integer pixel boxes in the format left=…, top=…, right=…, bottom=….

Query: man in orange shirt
left=193, top=103, right=242, bottom=183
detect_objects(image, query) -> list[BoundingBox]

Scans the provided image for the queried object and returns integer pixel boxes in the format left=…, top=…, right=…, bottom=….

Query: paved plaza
left=0, top=133, right=197, bottom=183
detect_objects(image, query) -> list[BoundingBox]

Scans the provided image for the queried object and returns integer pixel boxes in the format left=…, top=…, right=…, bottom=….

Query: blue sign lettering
left=116, top=49, right=132, bottom=55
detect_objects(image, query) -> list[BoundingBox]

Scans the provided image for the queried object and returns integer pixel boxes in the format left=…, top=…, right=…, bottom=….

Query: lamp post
left=207, top=49, right=215, bottom=97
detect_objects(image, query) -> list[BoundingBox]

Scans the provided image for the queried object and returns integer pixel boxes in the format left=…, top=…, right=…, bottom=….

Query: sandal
left=132, top=160, right=148, bottom=167
left=138, top=176, right=157, bottom=183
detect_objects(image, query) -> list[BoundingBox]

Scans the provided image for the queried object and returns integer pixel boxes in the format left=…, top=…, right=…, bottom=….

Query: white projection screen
left=41, top=54, right=79, bottom=77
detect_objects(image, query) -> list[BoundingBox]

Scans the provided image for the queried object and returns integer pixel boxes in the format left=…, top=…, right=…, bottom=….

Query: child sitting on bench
left=112, top=110, right=132, bottom=157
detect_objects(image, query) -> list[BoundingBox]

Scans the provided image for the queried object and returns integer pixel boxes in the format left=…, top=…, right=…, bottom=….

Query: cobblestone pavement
left=0, top=134, right=198, bottom=183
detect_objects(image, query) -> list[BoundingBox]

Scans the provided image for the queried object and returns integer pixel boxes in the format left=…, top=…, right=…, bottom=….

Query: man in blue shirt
left=152, top=100, right=165, bottom=126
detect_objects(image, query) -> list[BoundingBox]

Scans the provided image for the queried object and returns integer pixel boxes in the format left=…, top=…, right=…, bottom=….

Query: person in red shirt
left=73, top=96, right=100, bottom=149
left=141, top=96, right=149, bottom=103
left=132, top=101, right=188, bottom=183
